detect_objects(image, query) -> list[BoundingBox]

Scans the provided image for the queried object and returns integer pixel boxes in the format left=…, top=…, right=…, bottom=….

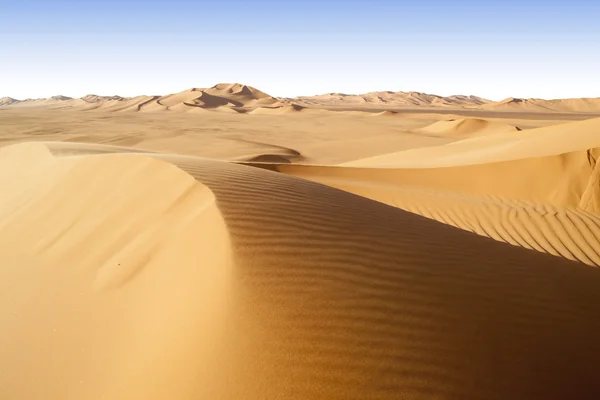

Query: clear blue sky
left=1, top=0, right=598, bottom=100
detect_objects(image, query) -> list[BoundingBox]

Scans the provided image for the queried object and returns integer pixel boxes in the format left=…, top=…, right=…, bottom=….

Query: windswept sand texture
left=2, top=83, right=600, bottom=399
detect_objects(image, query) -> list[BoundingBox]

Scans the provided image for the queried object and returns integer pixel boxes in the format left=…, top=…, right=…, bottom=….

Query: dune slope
left=420, top=117, right=521, bottom=137
left=1, top=142, right=600, bottom=399
left=237, top=117, right=600, bottom=265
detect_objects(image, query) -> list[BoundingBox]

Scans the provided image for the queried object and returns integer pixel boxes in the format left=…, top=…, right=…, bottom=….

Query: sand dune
left=2, top=141, right=600, bottom=400
left=79, top=95, right=157, bottom=112
left=81, top=94, right=126, bottom=102
left=249, top=103, right=335, bottom=115
left=293, top=91, right=491, bottom=108
left=0, top=97, right=19, bottom=106
left=206, top=83, right=279, bottom=105
left=50, top=95, right=73, bottom=101
left=256, top=169, right=600, bottom=265
left=238, top=116, right=600, bottom=264
left=482, top=97, right=600, bottom=113
left=344, top=117, right=600, bottom=168
left=146, top=84, right=279, bottom=113
left=420, top=117, right=521, bottom=137
left=7, top=96, right=73, bottom=108
left=230, top=139, right=305, bottom=163
left=373, top=110, right=400, bottom=117
left=293, top=92, right=600, bottom=113
left=0, top=83, right=281, bottom=114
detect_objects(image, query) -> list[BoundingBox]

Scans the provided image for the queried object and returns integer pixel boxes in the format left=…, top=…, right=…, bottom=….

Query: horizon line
left=2, top=83, right=599, bottom=103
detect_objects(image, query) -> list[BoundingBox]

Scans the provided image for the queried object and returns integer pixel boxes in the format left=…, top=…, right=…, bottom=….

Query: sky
left=1, top=0, right=599, bottom=100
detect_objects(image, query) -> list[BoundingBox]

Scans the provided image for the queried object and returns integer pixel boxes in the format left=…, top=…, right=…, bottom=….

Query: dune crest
left=4, top=84, right=600, bottom=114
left=249, top=103, right=332, bottom=115
left=0, top=97, right=19, bottom=106
left=343, top=117, right=600, bottom=168
left=420, top=117, right=521, bottom=137
left=481, top=96, right=600, bottom=113
left=0, top=83, right=281, bottom=114
left=294, top=91, right=492, bottom=108
left=2, top=142, right=600, bottom=399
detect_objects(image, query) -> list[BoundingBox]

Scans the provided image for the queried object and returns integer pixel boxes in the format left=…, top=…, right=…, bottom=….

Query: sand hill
left=248, top=103, right=335, bottom=115
left=50, top=95, right=73, bottom=101
left=294, top=92, right=600, bottom=113
left=294, top=91, right=492, bottom=108
left=0, top=97, right=19, bottom=106
left=482, top=97, right=600, bottom=113
left=153, top=83, right=280, bottom=112
left=0, top=84, right=281, bottom=114
left=1, top=140, right=600, bottom=400
left=341, top=117, right=600, bottom=168
left=82, top=95, right=126, bottom=103
left=420, top=118, right=522, bottom=137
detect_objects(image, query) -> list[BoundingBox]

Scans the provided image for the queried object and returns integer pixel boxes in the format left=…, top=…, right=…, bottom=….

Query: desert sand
left=2, top=84, right=600, bottom=399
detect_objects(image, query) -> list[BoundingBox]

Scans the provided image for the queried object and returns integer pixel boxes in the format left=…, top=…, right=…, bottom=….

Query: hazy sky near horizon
left=1, top=0, right=599, bottom=100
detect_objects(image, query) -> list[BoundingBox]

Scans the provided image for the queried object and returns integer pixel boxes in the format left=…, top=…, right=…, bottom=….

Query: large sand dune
left=2, top=83, right=600, bottom=399
left=2, top=142, right=600, bottom=400
left=419, top=117, right=521, bottom=137
left=343, top=117, right=600, bottom=167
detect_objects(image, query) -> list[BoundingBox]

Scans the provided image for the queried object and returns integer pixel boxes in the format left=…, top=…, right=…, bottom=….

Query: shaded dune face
left=260, top=161, right=600, bottom=267
left=243, top=136, right=600, bottom=266
left=1, top=143, right=598, bottom=399
left=141, top=153, right=600, bottom=400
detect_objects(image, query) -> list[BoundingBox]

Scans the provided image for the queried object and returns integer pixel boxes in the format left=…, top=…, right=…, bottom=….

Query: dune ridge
left=2, top=142, right=600, bottom=399
left=0, top=83, right=281, bottom=114
left=343, top=117, right=600, bottom=168
left=420, top=117, right=521, bottom=137
left=482, top=97, right=600, bottom=113
left=291, top=91, right=492, bottom=108
left=4, top=84, right=600, bottom=114
left=0, top=97, right=19, bottom=106
left=238, top=117, right=600, bottom=265
left=267, top=172, right=600, bottom=266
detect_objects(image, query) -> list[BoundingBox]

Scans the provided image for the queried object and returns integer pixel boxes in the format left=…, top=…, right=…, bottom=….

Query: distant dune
left=420, top=118, right=522, bottom=137
left=342, top=117, right=600, bottom=168
left=81, top=94, right=126, bottom=103
left=294, top=93, right=600, bottom=113
left=0, top=83, right=281, bottom=114
left=481, top=97, right=600, bottom=113
left=0, top=97, right=19, bottom=106
left=249, top=103, right=334, bottom=115
left=3, top=84, right=600, bottom=114
left=292, top=91, right=492, bottom=108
